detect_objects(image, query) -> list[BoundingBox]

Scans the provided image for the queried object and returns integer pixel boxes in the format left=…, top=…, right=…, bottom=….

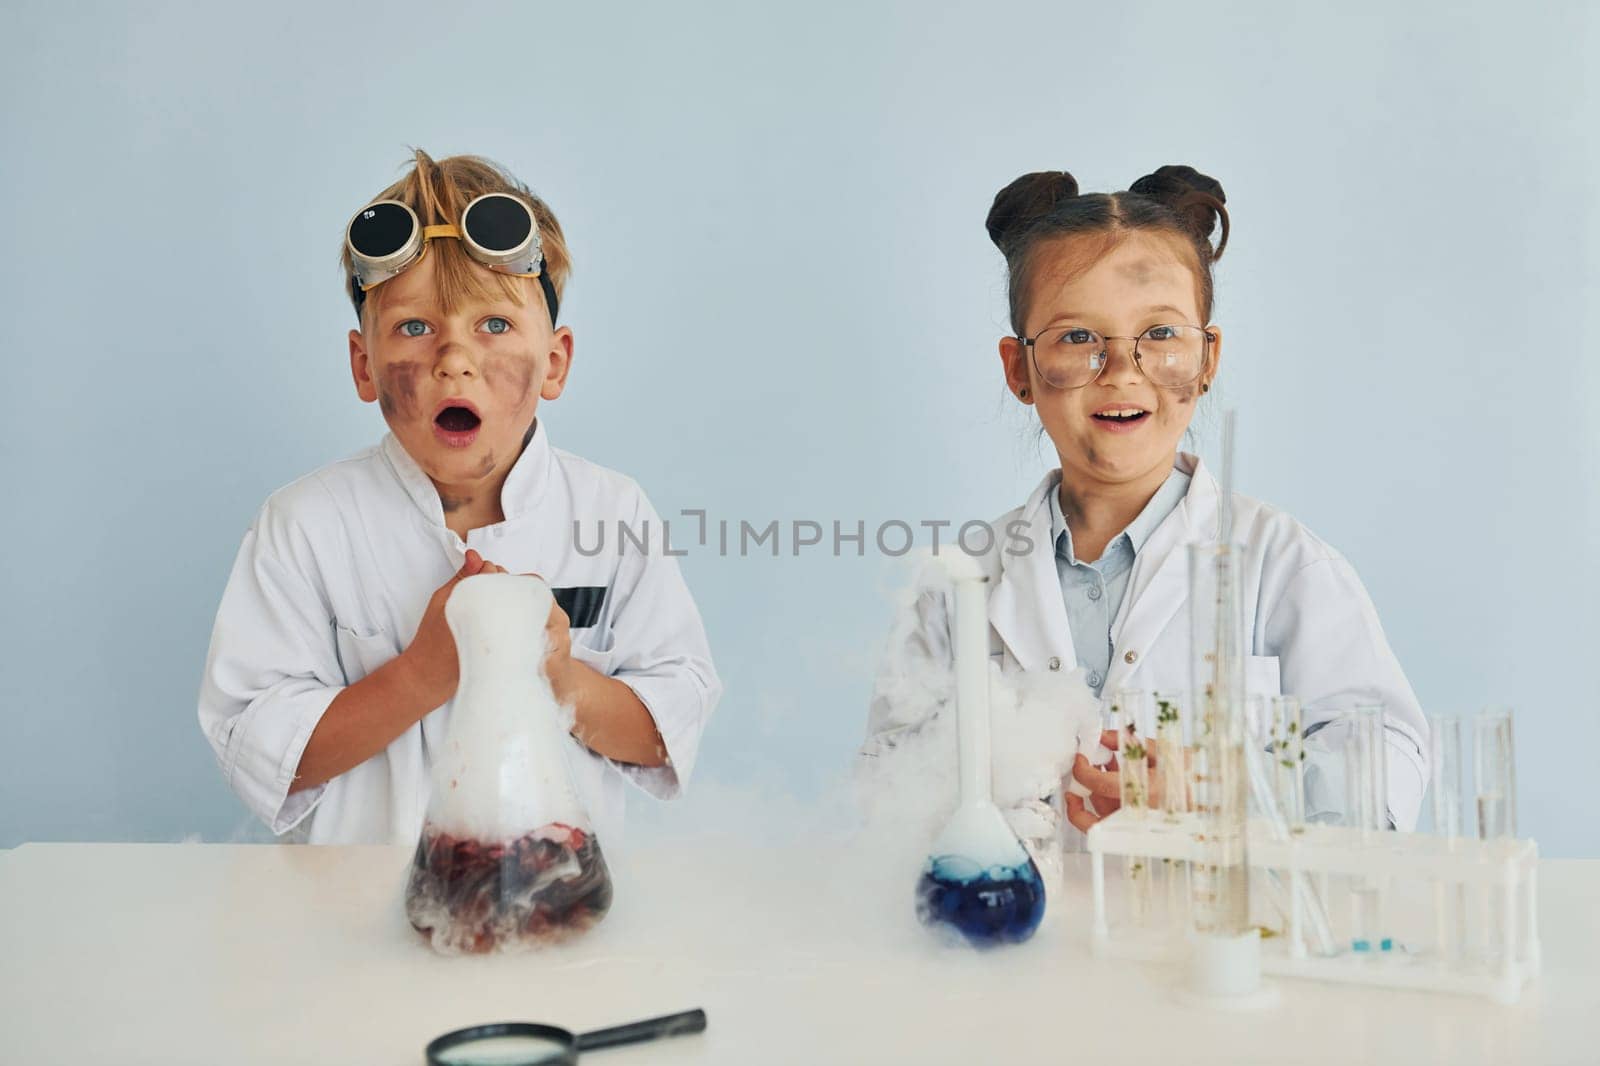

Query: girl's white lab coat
left=866, top=452, right=1429, bottom=831
left=197, top=421, right=722, bottom=846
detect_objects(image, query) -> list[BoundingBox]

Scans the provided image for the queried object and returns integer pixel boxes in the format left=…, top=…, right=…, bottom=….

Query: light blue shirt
left=1049, top=466, right=1192, bottom=697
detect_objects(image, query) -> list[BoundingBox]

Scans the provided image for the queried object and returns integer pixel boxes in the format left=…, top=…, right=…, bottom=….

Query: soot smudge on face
left=1118, top=257, right=1162, bottom=286
left=378, top=361, right=427, bottom=419
left=441, top=494, right=469, bottom=513
left=484, top=354, right=536, bottom=404
left=471, top=452, right=496, bottom=479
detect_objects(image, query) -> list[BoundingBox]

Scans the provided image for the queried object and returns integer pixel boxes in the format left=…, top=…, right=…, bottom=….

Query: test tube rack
left=1087, top=810, right=1541, bottom=1004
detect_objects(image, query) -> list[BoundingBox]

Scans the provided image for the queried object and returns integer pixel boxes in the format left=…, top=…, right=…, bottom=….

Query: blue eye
left=1146, top=325, right=1177, bottom=340
left=1063, top=328, right=1097, bottom=345
left=482, top=317, right=511, bottom=335
left=398, top=319, right=430, bottom=338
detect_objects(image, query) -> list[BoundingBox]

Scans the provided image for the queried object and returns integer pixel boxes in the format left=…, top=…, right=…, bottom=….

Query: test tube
left=1271, top=696, right=1306, bottom=832
left=1112, top=689, right=1153, bottom=928
left=1474, top=708, right=1516, bottom=840
left=1346, top=705, right=1388, bottom=837
left=1430, top=713, right=1466, bottom=963
left=1474, top=708, right=1517, bottom=969
left=1345, top=704, right=1390, bottom=955
left=1153, top=691, right=1190, bottom=930
left=1113, top=689, right=1153, bottom=817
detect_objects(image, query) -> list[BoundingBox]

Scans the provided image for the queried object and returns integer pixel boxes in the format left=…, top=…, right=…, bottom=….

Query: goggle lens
left=462, top=193, right=534, bottom=254
left=347, top=201, right=417, bottom=260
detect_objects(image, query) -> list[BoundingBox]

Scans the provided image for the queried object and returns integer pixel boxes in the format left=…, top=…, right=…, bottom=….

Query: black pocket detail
left=553, top=586, right=608, bottom=629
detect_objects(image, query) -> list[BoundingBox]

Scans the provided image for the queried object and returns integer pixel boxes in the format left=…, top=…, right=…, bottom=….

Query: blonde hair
left=341, top=148, right=571, bottom=324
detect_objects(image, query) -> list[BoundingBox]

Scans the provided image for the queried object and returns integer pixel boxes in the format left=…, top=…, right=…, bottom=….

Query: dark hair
left=985, top=165, right=1229, bottom=335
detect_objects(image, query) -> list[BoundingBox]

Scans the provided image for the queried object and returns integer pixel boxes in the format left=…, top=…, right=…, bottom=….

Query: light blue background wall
left=3, top=1, right=1595, bottom=854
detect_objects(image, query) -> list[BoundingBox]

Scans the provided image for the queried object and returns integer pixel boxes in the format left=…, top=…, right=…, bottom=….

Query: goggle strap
left=421, top=223, right=461, bottom=240
left=538, top=271, right=560, bottom=326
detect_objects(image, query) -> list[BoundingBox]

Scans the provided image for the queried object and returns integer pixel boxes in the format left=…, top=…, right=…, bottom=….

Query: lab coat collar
left=380, top=418, right=553, bottom=527
left=989, top=469, right=1075, bottom=674
left=990, top=451, right=1220, bottom=680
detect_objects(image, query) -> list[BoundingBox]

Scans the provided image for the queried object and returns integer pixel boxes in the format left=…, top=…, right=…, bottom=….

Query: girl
left=864, top=165, right=1427, bottom=846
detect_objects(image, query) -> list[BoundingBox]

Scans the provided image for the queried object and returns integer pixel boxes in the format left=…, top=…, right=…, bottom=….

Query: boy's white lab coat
left=198, top=421, right=722, bottom=846
left=866, top=452, right=1428, bottom=831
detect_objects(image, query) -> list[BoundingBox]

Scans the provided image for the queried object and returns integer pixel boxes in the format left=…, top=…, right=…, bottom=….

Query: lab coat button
left=1087, top=586, right=1102, bottom=601
left=1047, top=656, right=1061, bottom=671
left=1124, top=651, right=1138, bottom=664
left=1088, top=671, right=1103, bottom=687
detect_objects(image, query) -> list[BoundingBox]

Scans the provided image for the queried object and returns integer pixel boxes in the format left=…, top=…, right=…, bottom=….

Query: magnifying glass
left=426, top=1008, right=707, bottom=1065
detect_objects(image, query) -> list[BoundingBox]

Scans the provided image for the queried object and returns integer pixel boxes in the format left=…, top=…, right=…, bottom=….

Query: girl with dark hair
left=865, top=166, right=1427, bottom=861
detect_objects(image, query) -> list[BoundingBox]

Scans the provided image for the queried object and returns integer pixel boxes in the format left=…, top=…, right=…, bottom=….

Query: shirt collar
left=1124, top=465, right=1192, bottom=553
left=1048, top=461, right=1193, bottom=563
left=381, top=417, right=553, bottom=527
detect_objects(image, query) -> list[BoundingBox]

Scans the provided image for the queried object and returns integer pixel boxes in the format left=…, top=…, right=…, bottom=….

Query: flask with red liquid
left=404, top=574, right=613, bottom=954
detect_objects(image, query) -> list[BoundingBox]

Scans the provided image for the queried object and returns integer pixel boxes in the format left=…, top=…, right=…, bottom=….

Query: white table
left=1, top=841, right=1596, bottom=1064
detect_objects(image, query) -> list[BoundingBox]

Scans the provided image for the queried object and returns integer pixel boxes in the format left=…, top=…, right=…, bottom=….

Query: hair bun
left=986, top=171, right=1080, bottom=255
left=1129, top=164, right=1229, bottom=260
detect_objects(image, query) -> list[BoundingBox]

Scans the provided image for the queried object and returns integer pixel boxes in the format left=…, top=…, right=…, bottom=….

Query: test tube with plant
left=1270, top=695, right=1306, bottom=832
left=1153, top=692, right=1190, bottom=929
left=1112, top=691, right=1153, bottom=927
left=1155, top=694, right=1187, bottom=819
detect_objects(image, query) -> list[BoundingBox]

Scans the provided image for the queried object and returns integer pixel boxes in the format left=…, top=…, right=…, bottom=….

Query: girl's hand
left=1066, top=729, right=1169, bottom=833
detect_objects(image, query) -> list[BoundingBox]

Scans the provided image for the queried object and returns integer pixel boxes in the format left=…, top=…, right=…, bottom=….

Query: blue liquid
left=916, top=854, right=1046, bottom=947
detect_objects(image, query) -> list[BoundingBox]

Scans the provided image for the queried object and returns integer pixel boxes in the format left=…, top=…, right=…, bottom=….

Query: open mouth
left=434, top=406, right=482, bottom=433
left=1093, top=408, right=1150, bottom=426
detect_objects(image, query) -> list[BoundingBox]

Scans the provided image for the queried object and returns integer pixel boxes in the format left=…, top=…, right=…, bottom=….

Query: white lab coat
left=198, top=420, right=722, bottom=845
left=865, top=452, right=1429, bottom=832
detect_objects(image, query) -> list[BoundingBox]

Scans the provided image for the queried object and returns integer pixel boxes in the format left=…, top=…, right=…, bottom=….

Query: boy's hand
left=398, top=549, right=499, bottom=707
left=538, top=580, right=576, bottom=703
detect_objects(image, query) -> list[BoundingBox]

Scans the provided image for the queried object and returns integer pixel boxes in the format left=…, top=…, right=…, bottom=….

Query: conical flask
left=405, top=573, right=613, bottom=954
left=914, top=553, right=1046, bottom=946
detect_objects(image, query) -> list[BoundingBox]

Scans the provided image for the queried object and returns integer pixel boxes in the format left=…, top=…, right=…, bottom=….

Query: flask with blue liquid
left=914, top=553, right=1046, bottom=947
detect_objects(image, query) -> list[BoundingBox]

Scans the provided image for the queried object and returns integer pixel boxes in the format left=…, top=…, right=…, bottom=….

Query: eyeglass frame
left=1017, top=321, right=1217, bottom=390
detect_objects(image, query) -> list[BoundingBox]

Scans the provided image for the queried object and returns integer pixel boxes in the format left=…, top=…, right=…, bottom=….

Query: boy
left=198, top=150, right=721, bottom=845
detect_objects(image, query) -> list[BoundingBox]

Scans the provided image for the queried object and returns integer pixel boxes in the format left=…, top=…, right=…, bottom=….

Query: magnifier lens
left=462, top=193, right=534, bottom=254
left=433, top=1032, right=569, bottom=1066
left=347, top=201, right=418, bottom=260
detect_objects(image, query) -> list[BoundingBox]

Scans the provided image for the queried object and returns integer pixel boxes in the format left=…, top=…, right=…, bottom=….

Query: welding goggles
left=345, top=192, right=559, bottom=323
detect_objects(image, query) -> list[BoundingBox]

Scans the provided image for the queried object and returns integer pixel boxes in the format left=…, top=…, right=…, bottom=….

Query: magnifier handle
left=576, top=1009, right=707, bottom=1052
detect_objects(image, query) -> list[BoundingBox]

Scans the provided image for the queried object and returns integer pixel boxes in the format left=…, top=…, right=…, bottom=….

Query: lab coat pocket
left=333, top=624, right=397, bottom=686
left=1246, top=655, right=1282, bottom=698
left=570, top=641, right=615, bottom=678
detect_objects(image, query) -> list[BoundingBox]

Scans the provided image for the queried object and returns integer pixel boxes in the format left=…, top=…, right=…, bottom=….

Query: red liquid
left=405, top=822, right=613, bottom=953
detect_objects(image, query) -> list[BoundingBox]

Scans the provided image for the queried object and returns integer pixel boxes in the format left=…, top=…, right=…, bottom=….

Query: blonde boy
left=199, top=151, right=721, bottom=844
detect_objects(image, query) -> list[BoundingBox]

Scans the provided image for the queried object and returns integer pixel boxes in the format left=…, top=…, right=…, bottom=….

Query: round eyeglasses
left=1020, top=323, right=1214, bottom=390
